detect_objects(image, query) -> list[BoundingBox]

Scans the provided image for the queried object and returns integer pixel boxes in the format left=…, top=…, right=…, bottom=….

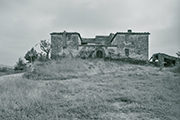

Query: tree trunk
left=46, top=52, right=49, bottom=60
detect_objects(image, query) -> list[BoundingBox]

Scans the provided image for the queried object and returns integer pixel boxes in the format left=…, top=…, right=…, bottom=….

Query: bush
left=14, top=58, right=27, bottom=71
left=40, top=40, right=51, bottom=59
left=37, top=52, right=48, bottom=62
left=104, top=57, right=147, bottom=65
left=171, top=64, right=180, bottom=73
left=0, top=67, right=8, bottom=72
left=24, top=48, right=38, bottom=63
left=23, top=58, right=88, bottom=80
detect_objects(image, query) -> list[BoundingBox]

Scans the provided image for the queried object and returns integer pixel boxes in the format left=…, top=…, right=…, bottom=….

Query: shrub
left=37, top=52, right=48, bottom=62
left=105, top=58, right=147, bottom=65
left=0, top=67, right=8, bottom=72
left=24, top=48, right=38, bottom=63
left=14, top=58, right=26, bottom=71
left=40, top=40, right=51, bottom=59
left=171, top=64, right=180, bottom=74
left=23, top=58, right=88, bottom=80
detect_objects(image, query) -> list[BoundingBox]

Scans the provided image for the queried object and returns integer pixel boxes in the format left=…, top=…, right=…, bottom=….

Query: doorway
left=96, top=50, right=103, bottom=58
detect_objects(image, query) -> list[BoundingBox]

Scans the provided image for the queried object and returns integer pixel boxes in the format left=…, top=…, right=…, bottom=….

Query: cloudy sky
left=0, top=0, right=180, bottom=66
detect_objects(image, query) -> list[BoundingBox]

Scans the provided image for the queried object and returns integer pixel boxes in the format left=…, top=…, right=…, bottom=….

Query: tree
left=40, top=40, right=51, bottom=60
left=37, top=52, right=47, bottom=62
left=24, top=48, right=38, bottom=63
left=176, top=51, right=180, bottom=58
left=14, top=58, right=26, bottom=71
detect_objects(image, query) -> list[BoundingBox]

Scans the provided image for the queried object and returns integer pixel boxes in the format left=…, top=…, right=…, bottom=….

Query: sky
left=0, top=0, right=180, bottom=66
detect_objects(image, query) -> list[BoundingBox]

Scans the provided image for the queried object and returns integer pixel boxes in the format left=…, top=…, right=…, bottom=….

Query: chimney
left=63, top=30, right=67, bottom=49
left=127, top=29, right=132, bottom=33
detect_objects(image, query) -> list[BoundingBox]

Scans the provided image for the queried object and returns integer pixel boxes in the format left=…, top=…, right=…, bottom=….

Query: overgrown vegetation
left=176, top=51, right=180, bottom=58
left=104, top=57, right=147, bottom=65
left=23, top=58, right=89, bottom=80
left=1, top=49, right=180, bottom=119
left=0, top=58, right=27, bottom=76
left=0, top=60, right=180, bottom=119
left=40, top=40, right=51, bottom=60
left=24, top=48, right=38, bottom=63
left=0, top=67, right=13, bottom=76
left=37, top=52, right=48, bottom=62
left=14, top=58, right=27, bottom=71
left=175, top=64, right=180, bottom=73
left=168, top=64, right=180, bottom=74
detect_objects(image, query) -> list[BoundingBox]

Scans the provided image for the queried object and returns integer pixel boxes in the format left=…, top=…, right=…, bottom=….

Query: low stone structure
left=149, top=53, right=180, bottom=67
left=50, top=30, right=150, bottom=61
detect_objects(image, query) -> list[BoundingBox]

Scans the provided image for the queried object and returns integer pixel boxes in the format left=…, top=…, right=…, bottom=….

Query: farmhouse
left=50, top=29, right=150, bottom=61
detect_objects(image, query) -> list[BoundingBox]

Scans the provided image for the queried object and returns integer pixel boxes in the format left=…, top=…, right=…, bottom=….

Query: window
left=132, top=41, right=135, bottom=45
left=125, top=48, right=129, bottom=57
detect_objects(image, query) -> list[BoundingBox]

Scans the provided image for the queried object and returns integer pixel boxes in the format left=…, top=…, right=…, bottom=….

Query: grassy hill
left=0, top=58, right=180, bottom=120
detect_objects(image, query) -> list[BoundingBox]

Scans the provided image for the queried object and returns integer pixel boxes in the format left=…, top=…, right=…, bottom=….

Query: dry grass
left=0, top=68, right=24, bottom=77
left=0, top=59, right=180, bottom=120
left=169, top=64, right=180, bottom=74
left=23, top=58, right=89, bottom=80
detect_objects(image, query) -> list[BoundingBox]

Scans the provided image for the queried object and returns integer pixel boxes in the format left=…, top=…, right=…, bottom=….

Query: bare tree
left=176, top=51, right=180, bottom=58
left=40, top=40, right=51, bottom=60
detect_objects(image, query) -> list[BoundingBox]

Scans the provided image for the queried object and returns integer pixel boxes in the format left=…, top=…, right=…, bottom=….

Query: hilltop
left=0, top=59, right=180, bottom=120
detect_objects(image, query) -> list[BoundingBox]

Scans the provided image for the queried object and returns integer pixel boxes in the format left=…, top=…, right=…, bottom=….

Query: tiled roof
left=82, top=38, right=95, bottom=43
left=95, top=36, right=110, bottom=40
left=95, top=36, right=111, bottom=44
left=50, top=31, right=83, bottom=42
left=50, top=30, right=150, bottom=44
left=109, top=32, right=150, bottom=43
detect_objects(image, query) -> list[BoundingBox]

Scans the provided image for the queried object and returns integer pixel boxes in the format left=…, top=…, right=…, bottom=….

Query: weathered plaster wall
left=51, top=33, right=81, bottom=59
left=79, top=46, right=96, bottom=58
left=51, top=31, right=149, bottom=61
left=79, top=46, right=119, bottom=59
left=111, top=34, right=149, bottom=61
left=106, top=47, right=118, bottom=59
left=51, top=34, right=64, bottom=59
left=66, top=34, right=80, bottom=49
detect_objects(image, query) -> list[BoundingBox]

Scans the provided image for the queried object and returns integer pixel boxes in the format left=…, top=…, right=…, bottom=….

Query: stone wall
left=51, top=32, right=81, bottom=59
left=51, top=34, right=64, bottom=59
left=78, top=45, right=119, bottom=59
left=50, top=31, right=150, bottom=61
left=111, top=34, right=149, bottom=61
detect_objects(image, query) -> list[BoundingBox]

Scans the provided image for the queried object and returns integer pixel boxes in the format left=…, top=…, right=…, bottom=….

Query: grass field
left=0, top=66, right=25, bottom=77
left=0, top=59, right=180, bottom=120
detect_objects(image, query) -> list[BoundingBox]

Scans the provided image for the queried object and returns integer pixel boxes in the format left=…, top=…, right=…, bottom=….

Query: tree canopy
left=176, top=51, right=180, bottom=58
left=24, top=48, right=38, bottom=63
left=40, top=40, right=51, bottom=59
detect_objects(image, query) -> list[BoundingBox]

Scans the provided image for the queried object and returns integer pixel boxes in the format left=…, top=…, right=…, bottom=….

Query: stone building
left=50, top=30, right=150, bottom=61
left=149, top=53, right=180, bottom=67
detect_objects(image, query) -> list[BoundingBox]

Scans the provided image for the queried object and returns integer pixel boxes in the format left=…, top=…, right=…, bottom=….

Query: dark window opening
left=63, top=46, right=67, bottom=49
left=132, top=42, right=135, bottom=45
left=164, top=58, right=176, bottom=67
left=125, top=48, right=129, bottom=57
left=81, top=43, right=87, bottom=45
left=137, top=50, right=141, bottom=55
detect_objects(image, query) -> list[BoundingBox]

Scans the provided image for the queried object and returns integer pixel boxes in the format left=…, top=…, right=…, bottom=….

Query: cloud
left=0, top=0, right=180, bottom=65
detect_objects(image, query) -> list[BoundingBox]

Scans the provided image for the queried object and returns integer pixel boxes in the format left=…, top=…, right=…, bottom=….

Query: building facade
left=50, top=30, right=150, bottom=61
